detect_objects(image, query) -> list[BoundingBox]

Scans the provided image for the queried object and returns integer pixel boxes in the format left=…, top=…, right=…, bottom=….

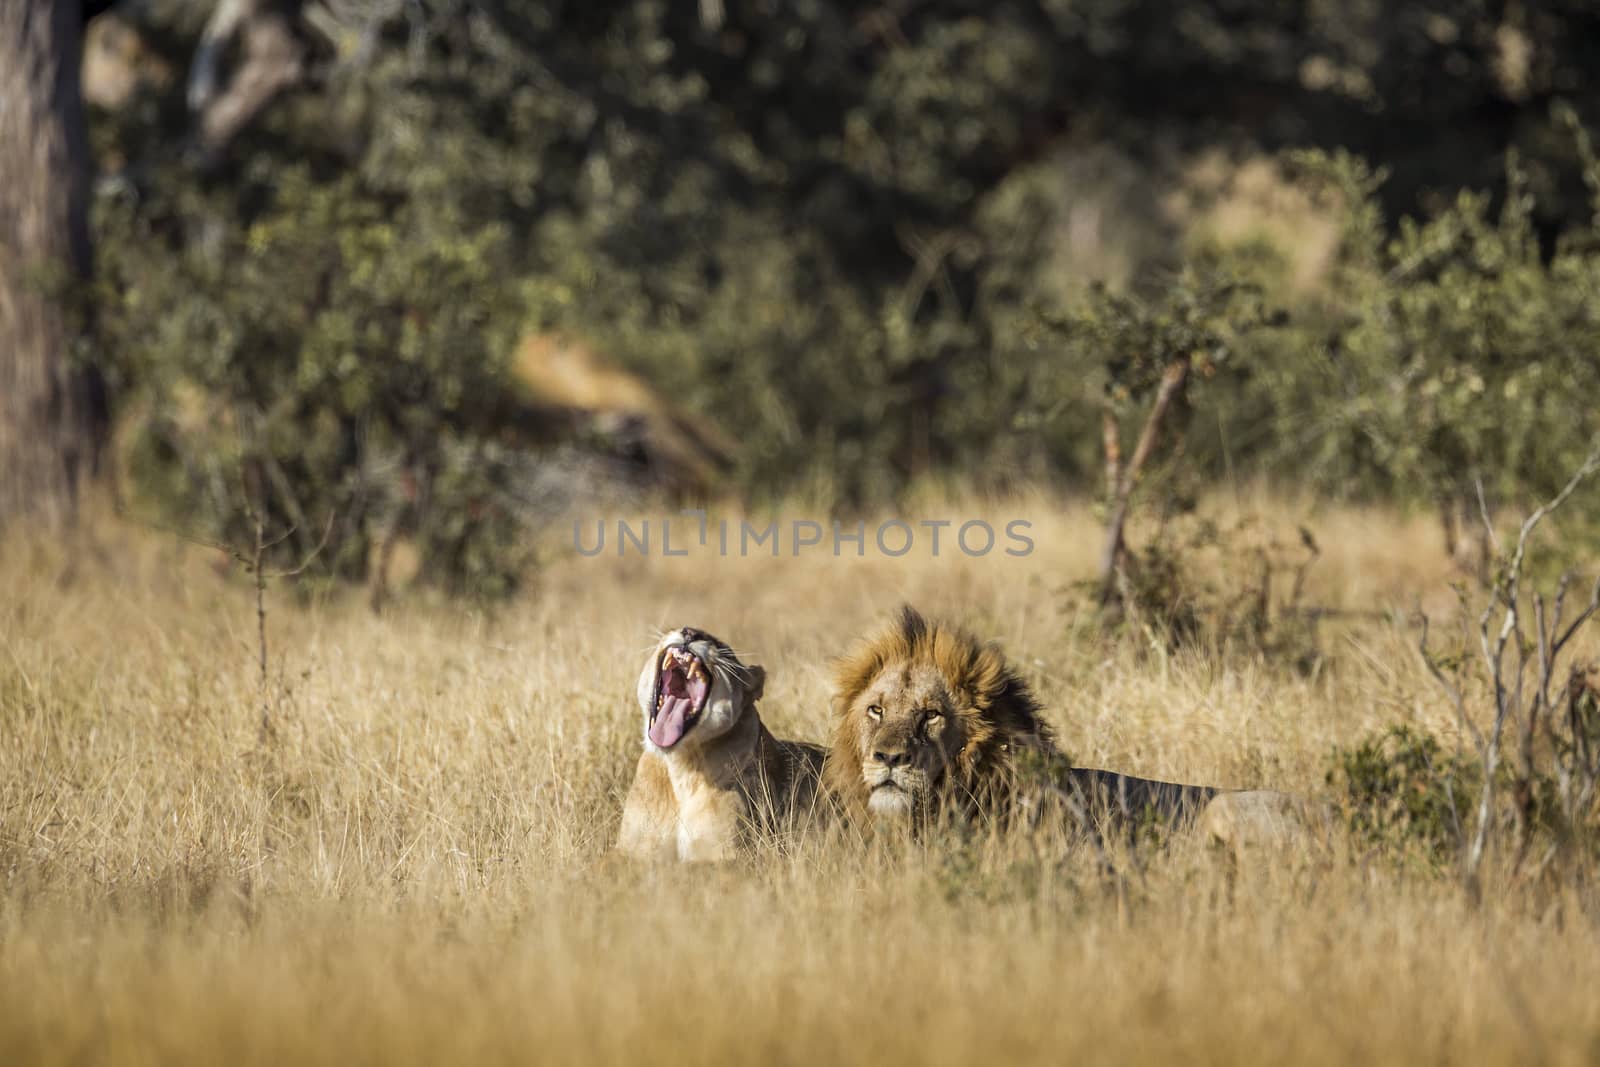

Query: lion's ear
left=745, top=664, right=766, bottom=703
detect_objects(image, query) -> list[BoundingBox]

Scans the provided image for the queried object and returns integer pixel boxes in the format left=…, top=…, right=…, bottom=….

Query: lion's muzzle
left=864, top=760, right=927, bottom=818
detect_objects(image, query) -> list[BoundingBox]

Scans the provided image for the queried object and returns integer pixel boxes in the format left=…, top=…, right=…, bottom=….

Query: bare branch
left=260, top=522, right=298, bottom=555
left=115, top=502, right=249, bottom=565
left=267, top=509, right=337, bottom=579
left=1458, top=444, right=1600, bottom=889
left=1501, top=446, right=1600, bottom=609
left=1553, top=575, right=1600, bottom=658
left=1528, top=590, right=1550, bottom=775
left=1475, top=476, right=1501, bottom=559
left=1418, top=610, right=1483, bottom=752
left=1287, top=526, right=1321, bottom=610
left=1097, top=357, right=1190, bottom=606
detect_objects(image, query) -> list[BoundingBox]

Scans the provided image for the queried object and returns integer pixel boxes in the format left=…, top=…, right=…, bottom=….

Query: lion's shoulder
left=747, top=733, right=828, bottom=822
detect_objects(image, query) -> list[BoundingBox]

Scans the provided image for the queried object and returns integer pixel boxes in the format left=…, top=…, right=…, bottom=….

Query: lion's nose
left=874, top=746, right=910, bottom=769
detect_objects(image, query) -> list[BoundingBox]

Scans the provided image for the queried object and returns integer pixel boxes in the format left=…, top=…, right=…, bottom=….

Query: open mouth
left=648, top=644, right=712, bottom=750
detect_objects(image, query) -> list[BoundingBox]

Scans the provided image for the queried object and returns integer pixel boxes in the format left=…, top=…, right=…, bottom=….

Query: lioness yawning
left=616, top=626, right=827, bottom=862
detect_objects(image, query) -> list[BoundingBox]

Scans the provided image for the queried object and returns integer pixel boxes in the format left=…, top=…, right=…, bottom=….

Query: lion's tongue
left=649, top=694, right=692, bottom=748
left=649, top=667, right=709, bottom=749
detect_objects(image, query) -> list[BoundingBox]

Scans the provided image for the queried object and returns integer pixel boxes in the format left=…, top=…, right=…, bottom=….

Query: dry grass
left=3, top=493, right=1598, bottom=1066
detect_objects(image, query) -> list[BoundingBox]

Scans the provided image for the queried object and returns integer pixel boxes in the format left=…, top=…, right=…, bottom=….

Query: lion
left=616, top=626, right=826, bottom=862
left=821, top=605, right=1055, bottom=823
left=823, top=606, right=1282, bottom=844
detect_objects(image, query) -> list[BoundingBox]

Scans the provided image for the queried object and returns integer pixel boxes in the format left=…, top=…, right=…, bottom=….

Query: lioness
left=616, top=626, right=826, bottom=862
left=823, top=606, right=1261, bottom=840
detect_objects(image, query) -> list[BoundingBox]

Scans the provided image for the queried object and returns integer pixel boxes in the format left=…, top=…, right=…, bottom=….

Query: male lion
left=822, top=605, right=1054, bottom=822
left=616, top=627, right=826, bottom=862
left=823, top=606, right=1259, bottom=840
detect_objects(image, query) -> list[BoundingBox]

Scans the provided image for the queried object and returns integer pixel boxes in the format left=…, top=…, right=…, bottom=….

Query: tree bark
left=0, top=0, right=102, bottom=526
left=1101, top=402, right=1122, bottom=501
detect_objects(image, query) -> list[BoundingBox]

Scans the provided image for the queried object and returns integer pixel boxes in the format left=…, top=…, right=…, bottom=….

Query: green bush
left=84, top=2, right=1600, bottom=595
left=98, top=165, right=529, bottom=593
left=1239, top=145, right=1600, bottom=515
left=1330, top=725, right=1483, bottom=866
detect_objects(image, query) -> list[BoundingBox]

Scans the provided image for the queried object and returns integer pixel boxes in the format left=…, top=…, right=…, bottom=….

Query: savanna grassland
left=3, top=494, right=1599, bottom=1067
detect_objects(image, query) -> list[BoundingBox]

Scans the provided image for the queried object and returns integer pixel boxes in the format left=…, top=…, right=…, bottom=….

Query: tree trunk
left=0, top=0, right=102, bottom=527
left=1097, top=357, right=1190, bottom=607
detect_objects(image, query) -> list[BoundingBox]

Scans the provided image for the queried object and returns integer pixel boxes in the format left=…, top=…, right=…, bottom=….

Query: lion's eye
left=866, top=704, right=883, bottom=721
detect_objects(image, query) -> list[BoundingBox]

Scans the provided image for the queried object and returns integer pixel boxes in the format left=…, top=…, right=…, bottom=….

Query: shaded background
left=6, top=0, right=1600, bottom=595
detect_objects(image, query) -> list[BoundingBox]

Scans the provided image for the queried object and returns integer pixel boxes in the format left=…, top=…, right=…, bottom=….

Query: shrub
left=97, top=165, right=529, bottom=593
left=1331, top=725, right=1483, bottom=866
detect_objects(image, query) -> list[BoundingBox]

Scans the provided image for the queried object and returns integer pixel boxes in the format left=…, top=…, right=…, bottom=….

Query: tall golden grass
left=3, top=493, right=1597, bottom=1066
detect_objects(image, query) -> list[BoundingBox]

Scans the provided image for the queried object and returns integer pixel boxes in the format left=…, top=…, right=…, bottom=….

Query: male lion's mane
left=821, top=605, right=1053, bottom=815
